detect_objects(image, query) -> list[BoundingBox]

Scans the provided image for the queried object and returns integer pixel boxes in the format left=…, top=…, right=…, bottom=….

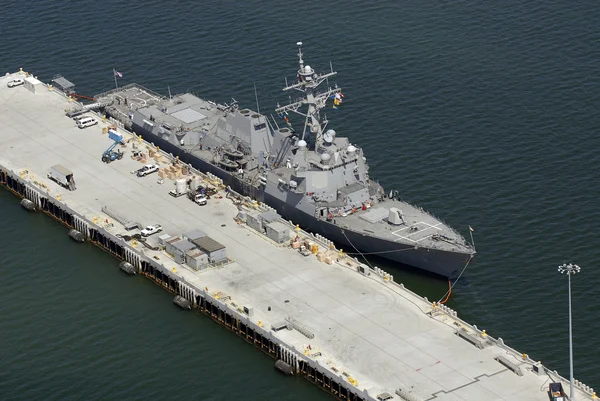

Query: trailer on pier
left=48, top=164, right=76, bottom=191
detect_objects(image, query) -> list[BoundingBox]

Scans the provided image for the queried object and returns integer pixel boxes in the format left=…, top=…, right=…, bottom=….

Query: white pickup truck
left=137, top=164, right=159, bottom=177
left=141, top=224, right=163, bottom=237
left=7, top=78, right=25, bottom=88
left=192, top=194, right=208, bottom=206
left=188, top=192, right=208, bottom=206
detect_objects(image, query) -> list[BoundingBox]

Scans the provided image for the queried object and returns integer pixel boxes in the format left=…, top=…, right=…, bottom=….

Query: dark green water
left=1, top=1, right=599, bottom=399
left=0, top=190, right=325, bottom=400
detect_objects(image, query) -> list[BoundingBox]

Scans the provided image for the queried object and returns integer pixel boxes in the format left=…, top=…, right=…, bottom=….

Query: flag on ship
left=278, top=113, right=292, bottom=128
left=113, top=69, right=123, bottom=78
left=331, top=92, right=344, bottom=109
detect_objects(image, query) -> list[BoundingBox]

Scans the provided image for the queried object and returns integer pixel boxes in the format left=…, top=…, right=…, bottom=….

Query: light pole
left=558, top=263, right=581, bottom=401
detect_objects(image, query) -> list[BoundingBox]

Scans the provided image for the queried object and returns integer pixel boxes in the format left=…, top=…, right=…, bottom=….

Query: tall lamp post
left=558, top=263, right=581, bottom=400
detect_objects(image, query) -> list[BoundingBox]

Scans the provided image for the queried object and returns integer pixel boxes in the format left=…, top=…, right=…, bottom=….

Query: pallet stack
left=161, top=164, right=185, bottom=180
left=290, top=237, right=308, bottom=249
left=147, top=147, right=162, bottom=163
left=316, top=251, right=336, bottom=265
left=166, top=166, right=176, bottom=180
left=131, top=150, right=148, bottom=164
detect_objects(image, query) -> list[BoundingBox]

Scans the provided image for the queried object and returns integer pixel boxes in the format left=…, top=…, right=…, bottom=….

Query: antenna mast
left=253, top=82, right=260, bottom=114
left=275, top=41, right=342, bottom=145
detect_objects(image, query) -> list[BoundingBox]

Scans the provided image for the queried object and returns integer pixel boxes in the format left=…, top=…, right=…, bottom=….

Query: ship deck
left=0, top=72, right=595, bottom=401
left=340, top=202, right=471, bottom=253
left=98, top=85, right=471, bottom=255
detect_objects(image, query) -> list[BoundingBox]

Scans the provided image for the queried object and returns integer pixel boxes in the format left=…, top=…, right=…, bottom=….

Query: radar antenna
left=275, top=42, right=342, bottom=146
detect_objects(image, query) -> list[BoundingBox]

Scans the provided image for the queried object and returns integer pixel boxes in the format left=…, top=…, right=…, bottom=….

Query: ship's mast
left=275, top=42, right=342, bottom=147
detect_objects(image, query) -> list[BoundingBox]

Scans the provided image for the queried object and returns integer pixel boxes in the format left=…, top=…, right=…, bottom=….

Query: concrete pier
left=0, top=71, right=596, bottom=401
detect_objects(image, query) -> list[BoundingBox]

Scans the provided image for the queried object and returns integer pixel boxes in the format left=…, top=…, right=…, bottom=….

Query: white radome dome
left=298, top=140, right=307, bottom=148
left=347, top=145, right=357, bottom=153
left=321, top=152, right=331, bottom=162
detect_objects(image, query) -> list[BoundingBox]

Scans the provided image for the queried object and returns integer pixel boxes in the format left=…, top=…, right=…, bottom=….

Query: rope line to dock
left=342, top=228, right=463, bottom=306
left=342, top=229, right=375, bottom=270
left=342, top=229, right=430, bottom=314
left=437, top=255, right=473, bottom=305
left=439, top=280, right=452, bottom=304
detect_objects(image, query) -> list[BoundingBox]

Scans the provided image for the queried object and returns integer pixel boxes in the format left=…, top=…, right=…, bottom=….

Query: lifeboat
left=224, top=148, right=244, bottom=159
left=219, top=158, right=238, bottom=171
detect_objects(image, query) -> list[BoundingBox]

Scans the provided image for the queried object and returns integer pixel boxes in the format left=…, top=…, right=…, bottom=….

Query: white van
left=76, top=117, right=97, bottom=129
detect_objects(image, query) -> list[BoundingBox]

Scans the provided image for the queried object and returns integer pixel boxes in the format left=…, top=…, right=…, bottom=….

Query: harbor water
left=1, top=1, right=599, bottom=399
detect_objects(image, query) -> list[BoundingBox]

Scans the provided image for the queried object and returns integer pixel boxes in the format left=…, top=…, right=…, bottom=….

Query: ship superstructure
left=96, top=42, right=475, bottom=277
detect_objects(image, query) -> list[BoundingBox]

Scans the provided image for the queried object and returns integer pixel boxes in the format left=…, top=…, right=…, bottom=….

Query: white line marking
left=391, top=222, right=444, bottom=243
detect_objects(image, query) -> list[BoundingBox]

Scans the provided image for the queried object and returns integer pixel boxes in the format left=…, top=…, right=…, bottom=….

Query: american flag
left=114, top=70, right=123, bottom=78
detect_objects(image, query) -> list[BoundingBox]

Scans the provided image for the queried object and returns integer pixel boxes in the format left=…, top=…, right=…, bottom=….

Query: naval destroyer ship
left=94, top=43, right=475, bottom=277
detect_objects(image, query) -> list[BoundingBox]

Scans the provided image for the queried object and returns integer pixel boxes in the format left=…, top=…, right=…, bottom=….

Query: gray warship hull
left=124, top=119, right=470, bottom=278
left=267, top=197, right=471, bottom=278
left=127, top=120, right=265, bottom=200
left=94, top=43, right=474, bottom=279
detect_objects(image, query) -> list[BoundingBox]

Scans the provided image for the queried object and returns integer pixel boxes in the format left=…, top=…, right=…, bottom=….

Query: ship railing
left=396, top=197, right=470, bottom=246
left=186, top=91, right=230, bottom=111
left=94, top=83, right=166, bottom=103
left=94, top=83, right=136, bottom=100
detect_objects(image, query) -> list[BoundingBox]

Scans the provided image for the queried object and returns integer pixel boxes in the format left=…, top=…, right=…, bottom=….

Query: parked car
left=7, top=78, right=25, bottom=88
left=193, top=194, right=208, bottom=206
left=137, top=164, right=159, bottom=177
left=141, top=224, right=163, bottom=237
left=76, top=117, right=97, bottom=128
